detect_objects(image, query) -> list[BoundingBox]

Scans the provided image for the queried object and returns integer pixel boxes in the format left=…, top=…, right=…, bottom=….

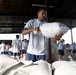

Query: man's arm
left=22, top=27, right=40, bottom=35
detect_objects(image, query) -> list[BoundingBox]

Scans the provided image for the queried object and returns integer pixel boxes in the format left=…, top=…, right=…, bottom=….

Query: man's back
left=12, top=39, right=21, bottom=53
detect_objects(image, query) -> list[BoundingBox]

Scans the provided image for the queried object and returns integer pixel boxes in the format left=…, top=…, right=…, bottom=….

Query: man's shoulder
left=28, top=19, right=36, bottom=22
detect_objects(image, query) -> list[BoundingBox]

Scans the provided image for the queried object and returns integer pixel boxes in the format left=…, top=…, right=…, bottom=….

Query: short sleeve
left=24, top=20, right=33, bottom=28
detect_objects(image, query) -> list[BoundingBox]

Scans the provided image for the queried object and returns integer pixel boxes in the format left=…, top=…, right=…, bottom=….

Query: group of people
left=0, top=35, right=28, bottom=60
left=11, top=35, right=28, bottom=60
left=57, top=39, right=76, bottom=61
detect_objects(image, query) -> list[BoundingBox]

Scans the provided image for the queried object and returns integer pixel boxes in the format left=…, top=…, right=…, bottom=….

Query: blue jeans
left=26, top=53, right=46, bottom=62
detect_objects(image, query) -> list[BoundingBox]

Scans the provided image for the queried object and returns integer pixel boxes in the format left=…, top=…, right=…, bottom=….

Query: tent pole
left=45, top=0, right=52, bottom=63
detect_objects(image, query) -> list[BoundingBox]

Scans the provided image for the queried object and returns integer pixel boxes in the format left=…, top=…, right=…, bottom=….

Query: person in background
left=65, top=43, right=74, bottom=61
left=5, top=44, right=9, bottom=54
left=65, top=43, right=72, bottom=55
left=70, top=42, right=76, bottom=58
left=22, top=8, right=62, bottom=62
left=12, top=35, right=22, bottom=60
left=8, top=44, right=13, bottom=58
left=0, top=41, right=6, bottom=55
left=21, top=39, right=28, bottom=59
left=57, top=39, right=65, bottom=60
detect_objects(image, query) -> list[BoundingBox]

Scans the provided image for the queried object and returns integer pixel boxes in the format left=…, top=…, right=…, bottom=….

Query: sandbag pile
left=52, top=61, right=76, bottom=75
left=14, top=60, right=52, bottom=75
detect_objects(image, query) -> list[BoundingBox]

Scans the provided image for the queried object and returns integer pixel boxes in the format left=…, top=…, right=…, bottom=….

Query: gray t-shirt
left=24, top=19, right=47, bottom=55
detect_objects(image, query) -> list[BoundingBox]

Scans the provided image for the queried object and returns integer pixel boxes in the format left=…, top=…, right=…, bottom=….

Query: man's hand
left=52, top=34, right=63, bottom=40
left=33, top=27, right=40, bottom=32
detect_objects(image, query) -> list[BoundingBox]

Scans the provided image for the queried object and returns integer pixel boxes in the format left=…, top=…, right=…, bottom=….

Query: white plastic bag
left=40, top=22, right=69, bottom=38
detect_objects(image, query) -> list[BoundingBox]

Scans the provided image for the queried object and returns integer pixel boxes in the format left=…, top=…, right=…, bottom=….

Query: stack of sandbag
left=14, top=60, right=52, bottom=75
left=52, top=61, right=76, bottom=75
left=0, top=55, right=19, bottom=75
left=40, top=22, right=69, bottom=39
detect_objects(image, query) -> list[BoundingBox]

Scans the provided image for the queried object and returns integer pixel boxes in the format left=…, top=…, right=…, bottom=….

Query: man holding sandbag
left=22, top=8, right=62, bottom=62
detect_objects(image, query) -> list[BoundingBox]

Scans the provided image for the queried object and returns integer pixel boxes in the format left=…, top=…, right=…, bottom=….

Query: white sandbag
left=16, top=60, right=52, bottom=75
left=3, top=62, right=24, bottom=75
left=0, top=55, right=19, bottom=75
left=54, top=65, right=76, bottom=75
left=3, top=60, right=33, bottom=75
left=13, top=71, right=26, bottom=75
left=52, top=60, right=76, bottom=70
left=40, top=22, right=69, bottom=38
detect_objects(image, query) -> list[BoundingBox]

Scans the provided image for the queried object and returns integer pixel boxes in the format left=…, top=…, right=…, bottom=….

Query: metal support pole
left=45, top=0, right=52, bottom=63
left=22, top=34, right=24, bottom=40
left=19, top=33, right=21, bottom=40
left=70, top=20, right=73, bottom=44
left=71, top=29, right=73, bottom=44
